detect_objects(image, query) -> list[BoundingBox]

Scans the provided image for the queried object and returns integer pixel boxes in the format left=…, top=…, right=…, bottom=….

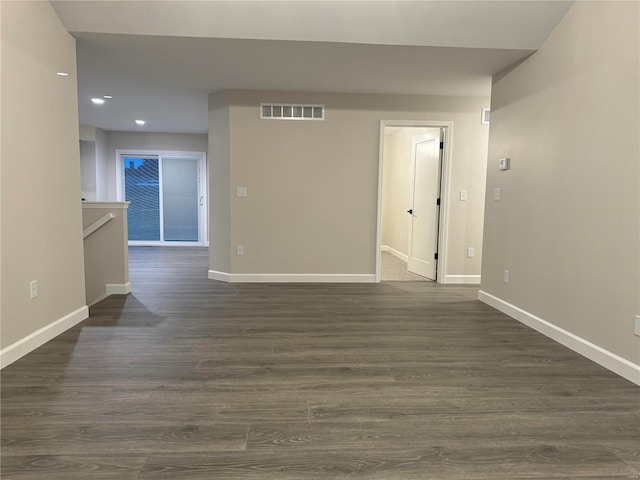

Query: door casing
left=376, top=120, right=453, bottom=283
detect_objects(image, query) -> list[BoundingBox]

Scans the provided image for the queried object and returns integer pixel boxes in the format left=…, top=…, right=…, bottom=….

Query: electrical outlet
left=499, top=157, right=511, bottom=171
left=30, top=280, right=38, bottom=299
left=634, top=316, right=640, bottom=337
left=236, top=245, right=244, bottom=256
left=503, top=270, right=509, bottom=283
left=236, top=186, right=247, bottom=197
left=493, top=188, right=501, bottom=201
left=467, top=247, right=475, bottom=258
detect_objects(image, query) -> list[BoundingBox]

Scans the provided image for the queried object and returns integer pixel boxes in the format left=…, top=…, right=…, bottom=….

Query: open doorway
left=377, top=122, right=452, bottom=282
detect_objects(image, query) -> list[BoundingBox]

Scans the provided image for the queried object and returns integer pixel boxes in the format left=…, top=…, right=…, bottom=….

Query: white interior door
left=407, top=131, right=441, bottom=279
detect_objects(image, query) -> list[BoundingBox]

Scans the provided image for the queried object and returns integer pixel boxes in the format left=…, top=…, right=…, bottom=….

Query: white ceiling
left=52, top=1, right=574, bottom=134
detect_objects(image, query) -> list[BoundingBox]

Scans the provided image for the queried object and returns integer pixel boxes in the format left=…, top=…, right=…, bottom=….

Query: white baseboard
left=88, top=282, right=132, bottom=307
left=444, top=275, right=481, bottom=284
left=208, top=270, right=232, bottom=282
left=106, top=282, right=132, bottom=295
left=381, top=245, right=408, bottom=262
left=208, top=270, right=376, bottom=283
left=478, top=290, right=640, bottom=386
left=0, top=305, right=89, bottom=369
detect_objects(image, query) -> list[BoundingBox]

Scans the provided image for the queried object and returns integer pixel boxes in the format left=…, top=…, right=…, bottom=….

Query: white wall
left=95, top=127, right=109, bottom=200
left=480, top=1, right=639, bottom=376
left=1, top=1, right=87, bottom=363
left=80, top=140, right=97, bottom=201
left=209, top=90, right=489, bottom=280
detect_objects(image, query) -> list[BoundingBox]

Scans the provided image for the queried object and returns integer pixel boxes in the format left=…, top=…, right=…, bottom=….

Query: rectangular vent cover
left=261, top=104, right=324, bottom=121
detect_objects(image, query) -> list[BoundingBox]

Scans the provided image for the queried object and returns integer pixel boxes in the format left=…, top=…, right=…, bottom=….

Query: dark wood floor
left=2, top=247, right=639, bottom=479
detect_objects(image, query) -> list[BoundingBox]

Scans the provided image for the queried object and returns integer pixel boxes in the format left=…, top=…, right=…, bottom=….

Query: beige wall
left=209, top=92, right=232, bottom=273
left=481, top=1, right=640, bottom=364
left=95, top=127, right=109, bottom=200
left=1, top=1, right=86, bottom=348
left=209, top=90, right=489, bottom=277
left=104, top=131, right=208, bottom=200
left=79, top=127, right=108, bottom=201
left=82, top=204, right=129, bottom=306
left=80, top=140, right=97, bottom=201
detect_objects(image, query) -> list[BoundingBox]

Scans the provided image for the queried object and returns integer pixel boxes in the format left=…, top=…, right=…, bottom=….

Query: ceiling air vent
left=261, top=104, right=324, bottom=121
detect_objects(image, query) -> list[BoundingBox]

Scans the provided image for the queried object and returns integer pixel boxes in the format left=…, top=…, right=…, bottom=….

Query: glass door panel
left=162, top=157, right=199, bottom=242
left=123, top=157, right=160, bottom=241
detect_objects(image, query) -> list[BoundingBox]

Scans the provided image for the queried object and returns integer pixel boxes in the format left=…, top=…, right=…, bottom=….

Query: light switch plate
left=460, top=190, right=467, bottom=201
left=236, top=186, right=247, bottom=197
left=499, top=158, right=511, bottom=171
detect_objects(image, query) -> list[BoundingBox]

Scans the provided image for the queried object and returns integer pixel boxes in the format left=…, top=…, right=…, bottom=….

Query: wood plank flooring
left=2, top=246, right=639, bottom=479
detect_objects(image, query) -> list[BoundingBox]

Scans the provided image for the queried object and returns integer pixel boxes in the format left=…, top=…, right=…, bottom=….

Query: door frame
left=376, top=120, right=453, bottom=283
left=116, top=149, right=208, bottom=246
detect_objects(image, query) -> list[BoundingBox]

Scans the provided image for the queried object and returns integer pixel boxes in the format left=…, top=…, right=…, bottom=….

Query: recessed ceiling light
left=135, top=120, right=146, bottom=126
left=91, top=98, right=105, bottom=105
left=56, top=72, right=69, bottom=76
left=103, top=95, right=113, bottom=99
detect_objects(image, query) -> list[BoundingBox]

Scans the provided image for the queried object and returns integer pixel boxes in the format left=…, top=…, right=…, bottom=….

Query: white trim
left=381, top=245, right=408, bottom=262
left=444, top=275, right=481, bottom=284
left=106, top=282, right=132, bottom=295
left=478, top=290, right=640, bottom=386
left=128, top=241, right=203, bottom=247
left=209, top=271, right=376, bottom=283
left=158, top=156, right=165, bottom=241
left=0, top=306, right=89, bottom=369
left=375, top=123, right=385, bottom=283
left=82, top=213, right=115, bottom=239
left=82, top=202, right=130, bottom=209
left=88, top=284, right=133, bottom=307
left=88, top=292, right=110, bottom=307
left=376, top=120, right=454, bottom=284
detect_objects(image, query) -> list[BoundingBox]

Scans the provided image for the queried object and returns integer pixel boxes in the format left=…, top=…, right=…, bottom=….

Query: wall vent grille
left=261, top=104, right=324, bottom=121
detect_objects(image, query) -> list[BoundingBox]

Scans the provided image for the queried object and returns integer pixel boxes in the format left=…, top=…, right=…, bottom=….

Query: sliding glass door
left=120, top=152, right=206, bottom=245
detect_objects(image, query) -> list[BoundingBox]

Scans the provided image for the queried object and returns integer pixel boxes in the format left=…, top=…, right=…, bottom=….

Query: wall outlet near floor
left=236, top=245, right=244, bottom=256
left=634, top=316, right=640, bottom=337
left=467, top=247, right=475, bottom=258
left=503, top=270, right=509, bottom=283
left=493, top=188, right=502, bottom=201
left=30, top=280, right=38, bottom=299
